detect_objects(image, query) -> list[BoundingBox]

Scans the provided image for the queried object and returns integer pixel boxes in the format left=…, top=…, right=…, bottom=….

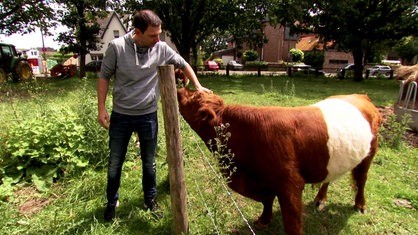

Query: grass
left=0, top=75, right=417, bottom=235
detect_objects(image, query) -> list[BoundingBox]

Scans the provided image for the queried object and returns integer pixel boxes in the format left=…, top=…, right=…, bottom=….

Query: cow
left=177, top=87, right=382, bottom=235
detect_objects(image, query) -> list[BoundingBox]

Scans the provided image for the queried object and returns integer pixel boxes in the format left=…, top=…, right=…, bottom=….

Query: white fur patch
left=313, top=98, right=373, bottom=182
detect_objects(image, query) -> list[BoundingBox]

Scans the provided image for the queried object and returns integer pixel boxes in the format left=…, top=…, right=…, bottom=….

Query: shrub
left=213, top=58, right=224, bottom=67
left=304, top=51, right=325, bottom=69
left=0, top=81, right=108, bottom=194
left=379, top=114, right=412, bottom=149
left=243, top=50, right=259, bottom=61
left=289, top=48, right=304, bottom=62
left=245, top=61, right=268, bottom=68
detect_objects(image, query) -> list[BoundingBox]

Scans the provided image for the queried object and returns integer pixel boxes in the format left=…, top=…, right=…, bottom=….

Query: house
left=295, top=35, right=354, bottom=72
left=260, top=24, right=298, bottom=63
left=87, top=11, right=178, bottom=64
left=87, top=11, right=129, bottom=63
left=215, top=22, right=298, bottom=65
left=219, top=21, right=354, bottom=72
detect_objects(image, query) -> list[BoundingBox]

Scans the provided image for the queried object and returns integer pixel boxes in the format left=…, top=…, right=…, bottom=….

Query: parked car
left=289, top=64, right=324, bottom=76
left=366, top=65, right=392, bottom=76
left=85, top=60, right=102, bottom=72
left=336, top=63, right=355, bottom=79
left=227, top=60, right=244, bottom=70
left=204, top=60, right=219, bottom=71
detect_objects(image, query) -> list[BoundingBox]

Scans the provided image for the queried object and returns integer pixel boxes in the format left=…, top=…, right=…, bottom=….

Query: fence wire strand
left=193, top=176, right=220, bottom=234
left=189, top=132, right=257, bottom=235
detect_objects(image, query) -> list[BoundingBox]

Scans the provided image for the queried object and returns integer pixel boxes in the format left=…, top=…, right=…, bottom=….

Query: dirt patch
left=14, top=186, right=54, bottom=217
left=378, top=106, right=418, bottom=148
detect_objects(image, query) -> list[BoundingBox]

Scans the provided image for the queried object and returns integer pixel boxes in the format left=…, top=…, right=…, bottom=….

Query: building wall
left=323, top=50, right=354, bottom=72
left=261, top=24, right=297, bottom=62
left=87, top=13, right=128, bottom=63
left=262, top=24, right=281, bottom=62
left=87, top=12, right=178, bottom=64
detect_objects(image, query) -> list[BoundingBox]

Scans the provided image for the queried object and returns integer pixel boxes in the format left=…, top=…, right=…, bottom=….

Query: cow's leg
left=254, top=196, right=275, bottom=230
left=314, top=183, right=329, bottom=211
left=351, top=155, right=374, bottom=213
left=277, top=182, right=304, bottom=235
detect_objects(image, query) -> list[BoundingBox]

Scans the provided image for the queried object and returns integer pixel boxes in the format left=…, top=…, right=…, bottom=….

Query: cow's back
left=313, top=94, right=381, bottom=182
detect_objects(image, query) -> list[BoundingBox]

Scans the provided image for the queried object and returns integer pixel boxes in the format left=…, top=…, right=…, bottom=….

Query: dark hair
left=133, top=9, right=162, bottom=33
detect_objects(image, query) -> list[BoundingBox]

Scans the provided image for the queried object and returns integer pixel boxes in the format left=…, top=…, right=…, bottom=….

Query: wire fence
left=182, top=121, right=256, bottom=234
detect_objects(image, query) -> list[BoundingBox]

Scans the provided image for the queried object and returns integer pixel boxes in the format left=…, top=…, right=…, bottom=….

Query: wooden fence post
left=157, top=65, right=189, bottom=234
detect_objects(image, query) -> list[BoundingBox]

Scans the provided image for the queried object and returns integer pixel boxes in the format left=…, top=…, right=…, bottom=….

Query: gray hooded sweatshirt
left=99, top=31, right=187, bottom=116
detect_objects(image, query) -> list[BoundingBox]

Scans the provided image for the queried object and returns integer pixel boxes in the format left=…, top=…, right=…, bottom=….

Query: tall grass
left=0, top=75, right=416, bottom=234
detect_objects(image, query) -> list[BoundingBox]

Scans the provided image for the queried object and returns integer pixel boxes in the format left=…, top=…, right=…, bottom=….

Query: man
left=97, top=9, right=211, bottom=221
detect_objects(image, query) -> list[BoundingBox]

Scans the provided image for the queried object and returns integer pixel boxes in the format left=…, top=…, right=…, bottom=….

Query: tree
left=271, top=0, right=418, bottom=81
left=394, top=36, right=418, bottom=65
left=199, top=30, right=229, bottom=60
left=55, top=0, right=108, bottom=78
left=115, top=0, right=272, bottom=67
left=0, top=0, right=56, bottom=36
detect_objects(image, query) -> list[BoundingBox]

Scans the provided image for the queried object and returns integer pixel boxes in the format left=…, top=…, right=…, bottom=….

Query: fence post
left=157, top=65, right=189, bottom=234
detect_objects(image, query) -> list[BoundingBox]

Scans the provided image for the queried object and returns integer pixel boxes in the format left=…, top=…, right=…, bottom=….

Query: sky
left=0, top=26, right=67, bottom=51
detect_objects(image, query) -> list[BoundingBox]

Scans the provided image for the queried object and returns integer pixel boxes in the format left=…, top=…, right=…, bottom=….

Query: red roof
left=296, top=35, right=333, bottom=51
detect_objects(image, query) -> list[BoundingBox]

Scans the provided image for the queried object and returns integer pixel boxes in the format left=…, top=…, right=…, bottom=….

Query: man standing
left=97, top=9, right=211, bottom=221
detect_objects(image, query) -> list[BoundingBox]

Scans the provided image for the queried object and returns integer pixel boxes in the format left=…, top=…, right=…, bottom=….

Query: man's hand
left=98, top=109, right=110, bottom=129
left=197, top=86, right=213, bottom=94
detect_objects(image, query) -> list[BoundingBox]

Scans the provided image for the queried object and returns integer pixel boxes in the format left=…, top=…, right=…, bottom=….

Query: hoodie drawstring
left=134, top=43, right=139, bottom=66
left=134, top=43, right=151, bottom=68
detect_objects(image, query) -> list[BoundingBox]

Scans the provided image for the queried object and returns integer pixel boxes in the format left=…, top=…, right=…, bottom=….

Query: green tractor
left=0, top=42, right=33, bottom=82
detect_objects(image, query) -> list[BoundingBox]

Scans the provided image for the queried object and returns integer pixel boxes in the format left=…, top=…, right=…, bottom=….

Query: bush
left=243, top=50, right=259, bottom=61
left=289, top=48, right=304, bottom=62
left=213, top=58, right=223, bottom=66
left=304, top=51, right=325, bottom=69
left=245, top=61, right=268, bottom=68
left=379, top=114, right=412, bottom=149
left=0, top=81, right=108, bottom=194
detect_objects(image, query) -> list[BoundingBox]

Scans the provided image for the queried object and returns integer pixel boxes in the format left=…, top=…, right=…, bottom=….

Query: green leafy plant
left=304, top=50, right=325, bottom=69
left=245, top=61, right=268, bottom=68
left=289, top=48, right=304, bottom=62
left=243, top=50, right=259, bottom=61
left=1, top=80, right=108, bottom=194
left=379, top=113, right=412, bottom=149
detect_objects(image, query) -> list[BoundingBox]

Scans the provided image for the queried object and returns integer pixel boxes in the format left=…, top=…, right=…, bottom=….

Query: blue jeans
left=106, top=111, right=158, bottom=204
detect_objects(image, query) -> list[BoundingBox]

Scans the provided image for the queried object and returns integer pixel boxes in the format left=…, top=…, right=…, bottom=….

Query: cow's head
left=177, top=87, right=224, bottom=126
left=174, top=69, right=189, bottom=87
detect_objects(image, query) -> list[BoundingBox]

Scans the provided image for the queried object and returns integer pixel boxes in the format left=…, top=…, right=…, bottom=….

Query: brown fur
left=177, top=88, right=381, bottom=235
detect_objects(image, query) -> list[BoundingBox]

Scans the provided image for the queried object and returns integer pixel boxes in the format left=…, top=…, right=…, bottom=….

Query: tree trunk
left=352, top=48, right=364, bottom=82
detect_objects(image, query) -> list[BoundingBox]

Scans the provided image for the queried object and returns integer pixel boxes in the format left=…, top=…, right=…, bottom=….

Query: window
left=329, top=59, right=348, bottom=65
left=1, top=46, right=12, bottom=57
left=113, top=30, right=120, bottom=38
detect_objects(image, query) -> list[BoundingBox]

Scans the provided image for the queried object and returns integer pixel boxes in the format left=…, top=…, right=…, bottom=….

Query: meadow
left=0, top=74, right=416, bottom=234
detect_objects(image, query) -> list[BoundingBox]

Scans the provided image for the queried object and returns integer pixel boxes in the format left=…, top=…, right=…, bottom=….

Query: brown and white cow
left=177, top=87, right=382, bottom=235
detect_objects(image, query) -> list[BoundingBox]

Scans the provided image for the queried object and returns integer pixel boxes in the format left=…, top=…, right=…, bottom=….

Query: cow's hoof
left=354, top=205, right=366, bottom=214
left=253, top=219, right=269, bottom=230
left=315, top=200, right=326, bottom=211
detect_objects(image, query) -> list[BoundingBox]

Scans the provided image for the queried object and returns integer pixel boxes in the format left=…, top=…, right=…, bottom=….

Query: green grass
left=0, top=75, right=416, bottom=235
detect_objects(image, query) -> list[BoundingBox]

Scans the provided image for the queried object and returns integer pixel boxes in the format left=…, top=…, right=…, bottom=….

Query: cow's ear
left=198, top=106, right=216, bottom=122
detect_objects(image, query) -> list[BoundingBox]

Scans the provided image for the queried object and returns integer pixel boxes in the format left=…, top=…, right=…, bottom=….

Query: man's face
left=137, top=25, right=162, bottom=47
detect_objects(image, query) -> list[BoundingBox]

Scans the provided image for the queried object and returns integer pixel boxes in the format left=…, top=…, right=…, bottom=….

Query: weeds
left=379, top=113, right=412, bottom=149
left=208, top=123, right=236, bottom=180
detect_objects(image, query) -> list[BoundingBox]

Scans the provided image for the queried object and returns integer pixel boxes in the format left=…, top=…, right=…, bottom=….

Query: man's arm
left=182, top=64, right=212, bottom=93
left=97, top=78, right=110, bottom=129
